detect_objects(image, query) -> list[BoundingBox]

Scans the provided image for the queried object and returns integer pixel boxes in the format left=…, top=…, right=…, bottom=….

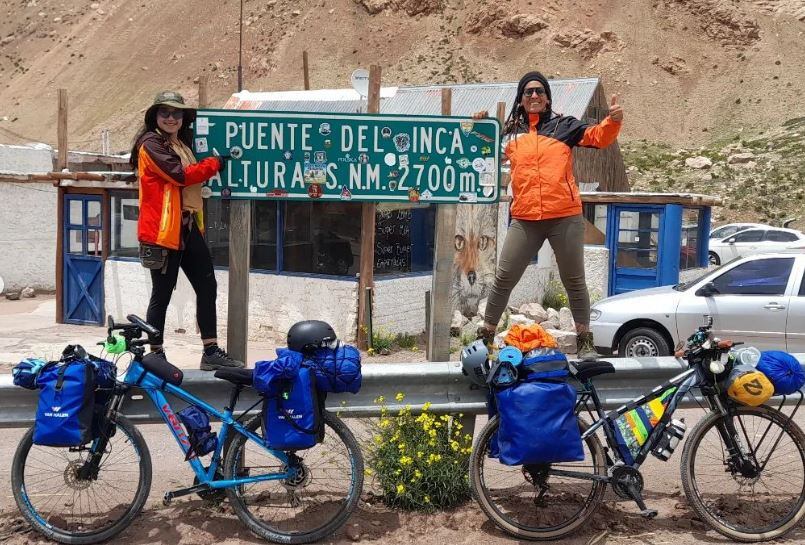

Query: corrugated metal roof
left=225, top=78, right=601, bottom=120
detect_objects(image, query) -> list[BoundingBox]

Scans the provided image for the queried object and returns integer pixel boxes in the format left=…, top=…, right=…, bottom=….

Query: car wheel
left=619, top=327, right=671, bottom=358
left=708, top=251, right=720, bottom=266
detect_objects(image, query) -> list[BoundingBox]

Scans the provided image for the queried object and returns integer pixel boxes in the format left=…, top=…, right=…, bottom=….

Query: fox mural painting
left=452, top=204, right=498, bottom=317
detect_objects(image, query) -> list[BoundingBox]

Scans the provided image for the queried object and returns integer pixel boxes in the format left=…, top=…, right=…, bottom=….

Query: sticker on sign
left=196, top=109, right=500, bottom=204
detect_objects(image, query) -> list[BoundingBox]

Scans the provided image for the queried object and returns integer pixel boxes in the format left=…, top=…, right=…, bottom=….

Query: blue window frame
left=206, top=200, right=435, bottom=277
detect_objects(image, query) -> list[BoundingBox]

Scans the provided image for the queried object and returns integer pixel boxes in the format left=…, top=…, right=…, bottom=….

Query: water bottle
left=652, top=419, right=686, bottom=461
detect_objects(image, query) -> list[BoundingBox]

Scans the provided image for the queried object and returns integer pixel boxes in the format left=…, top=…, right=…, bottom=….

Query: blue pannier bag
left=757, top=351, right=805, bottom=395
left=309, top=343, right=362, bottom=394
left=495, top=369, right=584, bottom=466
left=177, top=406, right=218, bottom=459
left=254, top=350, right=303, bottom=397
left=34, top=361, right=96, bottom=447
left=263, top=367, right=323, bottom=450
left=12, top=358, right=49, bottom=390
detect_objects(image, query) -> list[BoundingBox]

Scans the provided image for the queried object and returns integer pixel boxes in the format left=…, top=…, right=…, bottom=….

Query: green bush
left=371, top=328, right=395, bottom=354
left=542, top=278, right=569, bottom=311
left=367, top=394, right=472, bottom=511
left=395, top=333, right=418, bottom=351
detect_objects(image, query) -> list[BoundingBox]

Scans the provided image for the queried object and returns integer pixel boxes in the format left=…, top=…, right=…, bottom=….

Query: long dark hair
left=129, top=107, right=196, bottom=170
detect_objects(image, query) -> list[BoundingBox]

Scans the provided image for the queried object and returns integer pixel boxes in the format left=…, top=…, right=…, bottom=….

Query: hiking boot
left=476, top=325, right=496, bottom=348
left=200, top=346, right=245, bottom=371
left=576, top=331, right=599, bottom=361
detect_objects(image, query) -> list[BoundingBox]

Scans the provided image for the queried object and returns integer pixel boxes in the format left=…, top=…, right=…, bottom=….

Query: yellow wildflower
left=373, top=435, right=383, bottom=445
left=399, top=456, right=413, bottom=466
left=450, top=440, right=460, bottom=451
left=364, top=468, right=374, bottom=476
left=395, top=392, right=405, bottom=402
left=424, top=495, right=431, bottom=503
left=422, top=401, right=432, bottom=411
left=414, top=469, right=422, bottom=478
left=397, top=442, right=406, bottom=451
left=396, top=483, right=405, bottom=494
left=379, top=418, right=391, bottom=429
left=417, top=451, right=424, bottom=458
left=374, top=395, right=385, bottom=404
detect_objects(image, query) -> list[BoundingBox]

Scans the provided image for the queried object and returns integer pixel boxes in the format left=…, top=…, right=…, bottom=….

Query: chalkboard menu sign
left=375, top=208, right=412, bottom=273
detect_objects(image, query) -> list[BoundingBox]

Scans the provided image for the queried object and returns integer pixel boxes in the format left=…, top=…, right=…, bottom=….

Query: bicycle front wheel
left=11, top=414, right=152, bottom=544
left=223, top=411, right=364, bottom=544
left=681, top=404, right=805, bottom=542
left=469, top=416, right=607, bottom=541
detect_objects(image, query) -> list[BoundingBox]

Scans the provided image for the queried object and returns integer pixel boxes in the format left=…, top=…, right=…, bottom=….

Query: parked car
left=709, top=222, right=767, bottom=240
left=590, top=250, right=805, bottom=357
left=708, top=227, right=805, bottom=265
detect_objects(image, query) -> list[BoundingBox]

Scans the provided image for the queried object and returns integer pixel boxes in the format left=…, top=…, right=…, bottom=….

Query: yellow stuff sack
left=726, top=365, right=774, bottom=406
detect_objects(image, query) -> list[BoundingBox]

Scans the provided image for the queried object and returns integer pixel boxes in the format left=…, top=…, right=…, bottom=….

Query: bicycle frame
left=578, top=367, right=699, bottom=468
left=121, top=358, right=292, bottom=490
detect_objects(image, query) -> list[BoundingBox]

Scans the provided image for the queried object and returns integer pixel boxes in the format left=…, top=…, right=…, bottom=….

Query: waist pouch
left=34, top=361, right=96, bottom=447
left=177, top=405, right=218, bottom=459
left=495, top=370, right=584, bottom=466
left=139, top=242, right=169, bottom=271
left=262, top=367, right=323, bottom=451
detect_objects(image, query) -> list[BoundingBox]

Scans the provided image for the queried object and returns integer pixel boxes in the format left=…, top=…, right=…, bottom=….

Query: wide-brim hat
left=145, top=90, right=196, bottom=124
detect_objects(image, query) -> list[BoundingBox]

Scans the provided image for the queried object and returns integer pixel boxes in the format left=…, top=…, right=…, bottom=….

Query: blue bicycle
left=12, top=315, right=364, bottom=544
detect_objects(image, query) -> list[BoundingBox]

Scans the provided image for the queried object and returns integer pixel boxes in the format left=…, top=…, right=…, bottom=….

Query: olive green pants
left=484, top=214, right=590, bottom=327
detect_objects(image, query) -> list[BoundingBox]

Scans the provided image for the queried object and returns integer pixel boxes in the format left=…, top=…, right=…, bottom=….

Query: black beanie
left=515, top=71, right=552, bottom=105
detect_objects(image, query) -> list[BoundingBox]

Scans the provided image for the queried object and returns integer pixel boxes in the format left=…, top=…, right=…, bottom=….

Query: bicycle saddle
left=572, top=360, right=615, bottom=382
left=214, top=367, right=254, bottom=386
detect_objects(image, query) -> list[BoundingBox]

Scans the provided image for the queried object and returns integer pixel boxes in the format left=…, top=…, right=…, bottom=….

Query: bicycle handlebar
left=125, top=314, right=160, bottom=338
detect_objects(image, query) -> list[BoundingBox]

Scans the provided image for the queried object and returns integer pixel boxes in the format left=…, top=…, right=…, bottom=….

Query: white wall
left=0, top=144, right=57, bottom=292
left=0, top=182, right=57, bottom=291
left=373, top=273, right=432, bottom=335
left=105, top=260, right=358, bottom=343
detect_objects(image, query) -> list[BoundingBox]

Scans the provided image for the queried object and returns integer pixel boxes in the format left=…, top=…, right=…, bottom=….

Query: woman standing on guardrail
left=130, top=90, right=243, bottom=371
left=473, top=72, right=623, bottom=360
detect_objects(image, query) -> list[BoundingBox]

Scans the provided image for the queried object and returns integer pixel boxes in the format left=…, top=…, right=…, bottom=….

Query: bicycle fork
left=708, top=396, right=760, bottom=478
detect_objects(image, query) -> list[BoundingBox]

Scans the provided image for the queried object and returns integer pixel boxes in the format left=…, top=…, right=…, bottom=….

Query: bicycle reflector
left=104, top=335, right=127, bottom=355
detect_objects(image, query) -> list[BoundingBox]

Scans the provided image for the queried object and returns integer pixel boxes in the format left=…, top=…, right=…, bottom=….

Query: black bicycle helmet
left=287, top=320, right=337, bottom=352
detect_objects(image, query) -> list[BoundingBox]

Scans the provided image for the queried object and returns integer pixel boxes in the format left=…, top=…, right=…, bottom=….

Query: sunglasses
left=157, top=108, right=184, bottom=120
left=523, top=87, right=547, bottom=97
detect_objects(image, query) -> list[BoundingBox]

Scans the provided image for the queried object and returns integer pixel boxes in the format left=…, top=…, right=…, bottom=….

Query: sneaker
left=576, top=331, right=599, bottom=361
left=200, top=346, right=245, bottom=371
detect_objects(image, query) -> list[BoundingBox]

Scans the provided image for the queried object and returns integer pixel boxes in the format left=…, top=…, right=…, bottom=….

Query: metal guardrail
left=2, top=356, right=804, bottom=428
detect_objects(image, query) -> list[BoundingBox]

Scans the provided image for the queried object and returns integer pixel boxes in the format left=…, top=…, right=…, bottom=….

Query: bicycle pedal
left=640, top=508, right=658, bottom=519
left=162, top=492, right=173, bottom=506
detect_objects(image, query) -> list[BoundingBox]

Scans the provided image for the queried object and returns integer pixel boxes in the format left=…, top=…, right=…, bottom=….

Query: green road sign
left=193, top=109, right=500, bottom=204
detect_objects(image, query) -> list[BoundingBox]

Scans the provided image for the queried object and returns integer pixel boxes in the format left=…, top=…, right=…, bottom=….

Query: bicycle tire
left=469, top=415, right=607, bottom=541
left=11, top=414, right=152, bottom=545
left=681, top=405, right=805, bottom=542
left=223, top=411, right=364, bottom=544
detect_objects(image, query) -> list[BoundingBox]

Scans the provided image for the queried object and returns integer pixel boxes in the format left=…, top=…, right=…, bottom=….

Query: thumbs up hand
left=608, top=94, right=623, bottom=122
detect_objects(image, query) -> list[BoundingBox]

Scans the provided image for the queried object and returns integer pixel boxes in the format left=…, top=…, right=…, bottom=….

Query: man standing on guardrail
left=130, top=90, right=244, bottom=371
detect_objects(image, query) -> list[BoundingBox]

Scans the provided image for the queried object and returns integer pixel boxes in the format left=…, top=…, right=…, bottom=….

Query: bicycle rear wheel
left=681, top=405, right=805, bottom=542
left=223, top=411, right=363, bottom=544
left=11, top=414, right=152, bottom=544
left=469, top=416, right=607, bottom=540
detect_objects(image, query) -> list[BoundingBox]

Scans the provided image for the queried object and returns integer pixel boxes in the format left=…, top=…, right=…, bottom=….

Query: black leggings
left=146, top=222, right=217, bottom=346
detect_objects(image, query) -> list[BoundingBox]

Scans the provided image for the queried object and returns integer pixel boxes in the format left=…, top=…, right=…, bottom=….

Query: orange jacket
left=504, top=113, right=621, bottom=221
left=136, top=132, right=221, bottom=250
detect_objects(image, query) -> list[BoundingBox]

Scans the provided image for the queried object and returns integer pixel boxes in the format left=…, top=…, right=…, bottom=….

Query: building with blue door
left=581, top=192, right=719, bottom=296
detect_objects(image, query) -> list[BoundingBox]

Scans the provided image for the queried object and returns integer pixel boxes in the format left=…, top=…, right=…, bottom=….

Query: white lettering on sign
left=460, top=172, right=476, bottom=193
left=326, top=163, right=338, bottom=189
left=358, top=126, right=368, bottom=152
left=291, top=162, right=305, bottom=188
left=225, top=121, right=238, bottom=148
left=271, top=124, right=283, bottom=149
left=257, top=122, right=269, bottom=150
left=342, top=125, right=353, bottom=152
left=274, top=162, right=286, bottom=188
left=373, top=127, right=384, bottom=152
left=301, top=124, right=312, bottom=151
